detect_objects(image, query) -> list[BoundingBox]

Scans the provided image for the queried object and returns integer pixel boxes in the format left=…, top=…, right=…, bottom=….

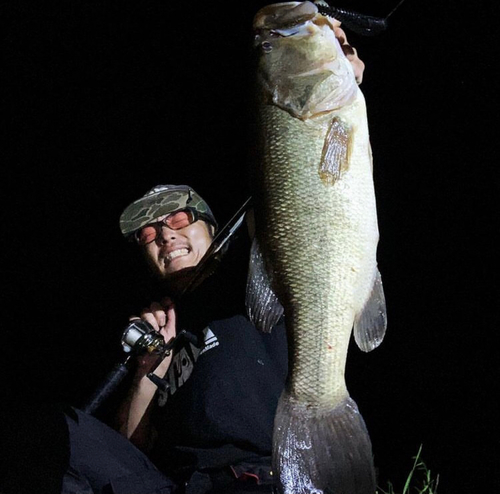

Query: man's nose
left=158, top=226, right=177, bottom=244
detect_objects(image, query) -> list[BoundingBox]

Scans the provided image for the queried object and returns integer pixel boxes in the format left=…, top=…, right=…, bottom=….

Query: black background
left=2, top=1, right=499, bottom=492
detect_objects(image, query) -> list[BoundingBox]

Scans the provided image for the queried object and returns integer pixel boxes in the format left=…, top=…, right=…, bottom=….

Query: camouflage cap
left=119, top=184, right=217, bottom=237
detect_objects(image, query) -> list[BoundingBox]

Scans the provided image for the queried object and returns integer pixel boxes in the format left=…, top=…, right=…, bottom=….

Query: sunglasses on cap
left=134, top=208, right=214, bottom=246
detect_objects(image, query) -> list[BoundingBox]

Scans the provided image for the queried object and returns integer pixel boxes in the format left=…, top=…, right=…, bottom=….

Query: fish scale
left=256, top=101, right=377, bottom=404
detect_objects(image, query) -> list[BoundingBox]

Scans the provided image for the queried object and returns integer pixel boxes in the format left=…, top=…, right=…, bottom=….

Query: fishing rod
left=81, top=196, right=253, bottom=415
left=315, top=0, right=408, bottom=36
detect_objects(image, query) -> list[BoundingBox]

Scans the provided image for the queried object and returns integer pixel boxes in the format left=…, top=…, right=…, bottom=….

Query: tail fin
left=273, top=391, right=375, bottom=494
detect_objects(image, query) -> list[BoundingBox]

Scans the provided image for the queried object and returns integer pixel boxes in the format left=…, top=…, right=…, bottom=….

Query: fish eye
left=261, top=41, right=273, bottom=53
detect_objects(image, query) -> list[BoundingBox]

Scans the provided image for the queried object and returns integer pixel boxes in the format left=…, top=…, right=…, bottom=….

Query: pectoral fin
left=319, top=117, right=352, bottom=185
left=354, top=268, right=387, bottom=352
left=246, top=238, right=284, bottom=332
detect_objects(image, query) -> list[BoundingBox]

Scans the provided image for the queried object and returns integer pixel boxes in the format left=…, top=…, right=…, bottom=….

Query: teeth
left=166, top=248, right=189, bottom=261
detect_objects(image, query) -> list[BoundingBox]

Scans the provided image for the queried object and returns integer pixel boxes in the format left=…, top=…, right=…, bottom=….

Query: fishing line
left=386, top=0, right=408, bottom=20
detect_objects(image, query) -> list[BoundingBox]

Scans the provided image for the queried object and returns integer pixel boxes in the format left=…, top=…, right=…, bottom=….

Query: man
left=114, top=184, right=288, bottom=493
left=116, top=184, right=220, bottom=453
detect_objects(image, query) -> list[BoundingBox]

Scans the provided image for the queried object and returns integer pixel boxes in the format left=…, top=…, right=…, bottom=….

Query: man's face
left=142, top=216, right=213, bottom=278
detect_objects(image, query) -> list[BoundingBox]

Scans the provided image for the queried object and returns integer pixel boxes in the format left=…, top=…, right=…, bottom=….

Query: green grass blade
left=377, top=445, right=439, bottom=494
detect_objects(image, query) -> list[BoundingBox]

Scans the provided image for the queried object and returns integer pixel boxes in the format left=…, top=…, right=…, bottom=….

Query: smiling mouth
left=166, top=248, right=190, bottom=262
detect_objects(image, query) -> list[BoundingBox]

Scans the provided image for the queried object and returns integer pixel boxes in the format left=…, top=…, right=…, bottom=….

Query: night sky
left=2, top=1, right=498, bottom=493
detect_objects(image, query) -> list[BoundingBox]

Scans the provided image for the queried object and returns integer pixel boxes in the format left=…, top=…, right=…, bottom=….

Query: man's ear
left=208, top=222, right=216, bottom=239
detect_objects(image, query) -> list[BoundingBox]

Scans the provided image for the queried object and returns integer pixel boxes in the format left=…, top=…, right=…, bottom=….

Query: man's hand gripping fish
left=246, top=2, right=387, bottom=493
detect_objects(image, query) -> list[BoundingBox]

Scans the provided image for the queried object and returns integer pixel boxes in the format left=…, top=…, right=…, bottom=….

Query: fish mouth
left=253, top=2, right=318, bottom=33
left=254, top=2, right=337, bottom=49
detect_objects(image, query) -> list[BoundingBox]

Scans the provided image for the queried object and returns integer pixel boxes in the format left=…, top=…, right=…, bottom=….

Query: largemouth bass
left=246, top=2, right=387, bottom=493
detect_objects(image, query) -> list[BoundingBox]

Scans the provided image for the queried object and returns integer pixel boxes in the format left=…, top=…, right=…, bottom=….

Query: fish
left=246, top=2, right=388, bottom=493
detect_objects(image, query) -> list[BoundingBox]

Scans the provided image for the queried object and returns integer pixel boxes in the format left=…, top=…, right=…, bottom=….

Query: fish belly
left=254, top=90, right=378, bottom=493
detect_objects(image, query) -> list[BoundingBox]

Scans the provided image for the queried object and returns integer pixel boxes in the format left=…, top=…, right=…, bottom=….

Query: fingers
left=333, top=26, right=347, bottom=45
left=127, top=298, right=177, bottom=375
left=328, top=16, right=342, bottom=28
left=333, top=26, right=365, bottom=85
left=138, top=302, right=166, bottom=332
left=129, top=297, right=176, bottom=339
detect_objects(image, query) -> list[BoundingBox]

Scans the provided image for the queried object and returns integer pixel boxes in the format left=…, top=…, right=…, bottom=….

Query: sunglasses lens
left=166, top=210, right=195, bottom=230
left=136, top=225, right=158, bottom=245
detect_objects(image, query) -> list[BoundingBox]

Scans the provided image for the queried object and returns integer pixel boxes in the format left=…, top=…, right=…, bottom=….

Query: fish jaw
left=253, top=1, right=358, bottom=119
left=253, top=1, right=318, bottom=32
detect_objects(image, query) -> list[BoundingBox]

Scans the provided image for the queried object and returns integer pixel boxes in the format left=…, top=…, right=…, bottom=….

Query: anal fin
left=354, top=268, right=387, bottom=352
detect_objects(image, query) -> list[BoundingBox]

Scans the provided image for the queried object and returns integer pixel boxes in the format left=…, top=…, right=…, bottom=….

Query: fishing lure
left=315, top=0, right=407, bottom=36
